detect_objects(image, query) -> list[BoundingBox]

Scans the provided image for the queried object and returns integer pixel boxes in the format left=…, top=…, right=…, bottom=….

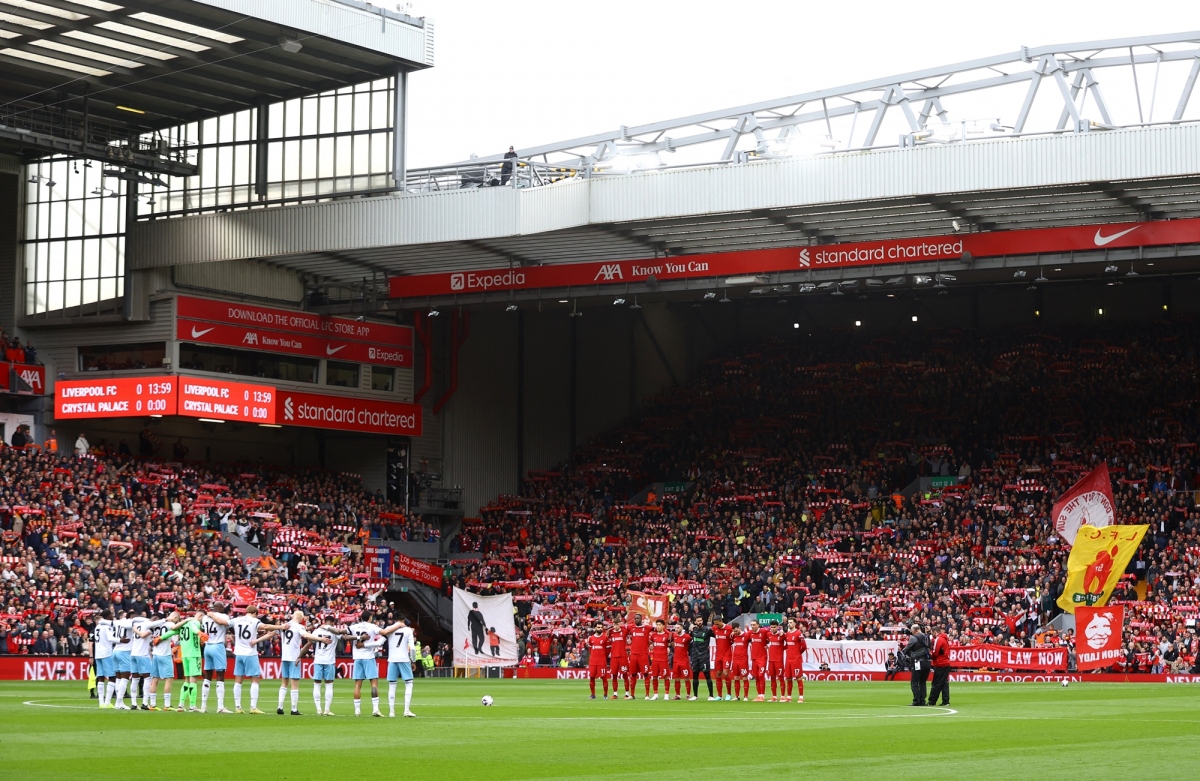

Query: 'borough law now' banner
left=802, top=640, right=895, bottom=672
left=948, top=643, right=1068, bottom=671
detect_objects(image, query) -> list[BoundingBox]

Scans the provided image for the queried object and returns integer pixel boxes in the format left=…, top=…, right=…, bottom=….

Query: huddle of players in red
left=585, top=616, right=808, bottom=702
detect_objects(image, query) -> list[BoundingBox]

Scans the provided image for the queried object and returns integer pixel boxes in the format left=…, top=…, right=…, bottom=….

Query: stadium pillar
left=393, top=69, right=408, bottom=191
left=255, top=99, right=269, bottom=201
left=569, top=317, right=578, bottom=448
left=121, top=177, right=137, bottom=321
left=516, top=310, right=525, bottom=484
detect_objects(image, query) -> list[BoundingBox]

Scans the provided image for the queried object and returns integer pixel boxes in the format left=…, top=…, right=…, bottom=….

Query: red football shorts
left=752, top=657, right=767, bottom=676
left=735, top=662, right=751, bottom=678
left=610, top=659, right=628, bottom=677
left=671, top=662, right=692, bottom=678
left=629, top=655, right=650, bottom=676
left=651, top=660, right=669, bottom=678
left=713, top=656, right=731, bottom=673
left=589, top=664, right=608, bottom=679
left=766, top=661, right=784, bottom=679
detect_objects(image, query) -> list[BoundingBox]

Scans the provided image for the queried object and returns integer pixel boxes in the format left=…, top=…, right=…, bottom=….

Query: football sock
left=371, top=696, right=379, bottom=713
left=278, top=686, right=287, bottom=710
left=233, top=682, right=242, bottom=709
left=149, top=691, right=157, bottom=708
left=324, top=684, right=334, bottom=712
left=216, top=680, right=225, bottom=710
left=290, top=688, right=299, bottom=712
left=164, top=692, right=172, bottom=708
left=114, top=678, right=128, bottom=705
left=97, top=681, right=107, bottom=705
left=129, top=678, right=140, bottom=703
left=403, top=680, right=412, bottom=712
left=250, top=682, right=259, bottom=709
left=313, top=683, right=323, bottom=712
left=389, top=682, right=397, bottom=712
left=201, top=681, right=210, bottom=710
left=589, top=678, right=596, bottom=696
left=354, top=697, right=362, bottom=715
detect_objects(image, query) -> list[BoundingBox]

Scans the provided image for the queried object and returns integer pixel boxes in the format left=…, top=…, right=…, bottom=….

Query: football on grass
left=482, top=695, right=494, bottom=706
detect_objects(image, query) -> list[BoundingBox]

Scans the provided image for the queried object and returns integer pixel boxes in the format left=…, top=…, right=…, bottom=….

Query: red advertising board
left=389, top=217, right=1200, bottom=298
left=393, top=551, right=443, bottom=588
left=54, top=376, right=177, bottom=419
left=276, top=388, right=422, bottom=436
left=948, top=643, right=1068, bottom=671
left=177, top=319, right=412, bottom=368
left=1, top=363, right=46, bottom=395
left=177, top=296, right=413, bottom=347
left=508, top=668, right=1200, bottom=683
left=177, top=377, right=276, bottom=423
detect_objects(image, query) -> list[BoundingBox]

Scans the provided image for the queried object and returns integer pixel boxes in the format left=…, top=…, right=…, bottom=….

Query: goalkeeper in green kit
left=155, top=611, right=205, bottom=712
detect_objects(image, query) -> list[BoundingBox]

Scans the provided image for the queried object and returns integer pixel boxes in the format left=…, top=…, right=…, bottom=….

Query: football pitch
left=2, top=680, right=1199, bottom=780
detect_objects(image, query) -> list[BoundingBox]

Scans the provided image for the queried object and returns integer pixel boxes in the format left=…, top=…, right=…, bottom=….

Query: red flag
left=1075, top=605, right=1124, bottom=670
left=226, top=583, right=257, bottom=605
left=1052, top=463, right=1115, bottom=546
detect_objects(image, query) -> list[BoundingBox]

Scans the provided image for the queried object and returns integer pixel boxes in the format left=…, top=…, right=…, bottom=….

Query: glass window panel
left=285, top=99, right=301, bottom=136
left=99, top=278, right=117, bottom=301
left=48, top=200, right=66, bottom=239
left=353, top=134, right=370, bottom=176
left=64, top=198, right=83, bottom=238
left=267, top=141, right=283, bottom=181
left=326, top=361, right=358, bottom=388
left=283, top=140, right=299, bottom=181
left=47, top=241, right=65, bottom=281
left=235, top=109, right=251, bottom=142
left=319, top=95, right=336, bottom=135
left=300, top=139, right=316, bottom=180
left=372, top=90, right=389, bottom=130
left=80, top=278, right=97, bottom=306
left=318, top=137, right=335, bottom=180
left=267, top=104, right=283, bottom=139
left=64, top=279, right=81, bottom=310
left=232, top=145, right=249, bottom=186
left=47, top=280, right=64, bottom=312
left=337, top=94, right=353, bottom=134
left=301, top=98, right=318, bottom=136
left=65, top=239, right=81, bottom=280
left=217, top=146, right=233, bottom=188
left=371, top=366, right=394, bottom=392
left=83, top=197, right=100, bottom=234
left=82, top=238, right=100, bottom=278
left=372, top=133, right=388, bottom=174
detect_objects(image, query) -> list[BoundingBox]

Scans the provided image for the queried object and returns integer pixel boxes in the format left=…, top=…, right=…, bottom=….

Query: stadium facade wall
left=171, top=260, right=306, bottom=305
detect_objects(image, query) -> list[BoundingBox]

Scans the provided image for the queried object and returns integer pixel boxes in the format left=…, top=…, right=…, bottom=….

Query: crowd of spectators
left=0, top=440, right=428, bottom=658
left=452, top=322, right=1200, bottom=674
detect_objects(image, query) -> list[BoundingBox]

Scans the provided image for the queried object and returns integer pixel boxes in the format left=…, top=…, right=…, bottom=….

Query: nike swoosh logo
left=326, top=345, right=345, bottom=355
left=1094, top=226, right=1140, bottom=246
left=190, top=326, right=215, bottom=338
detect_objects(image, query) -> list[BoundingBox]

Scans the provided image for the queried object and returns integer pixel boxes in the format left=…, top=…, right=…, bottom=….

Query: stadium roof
left=0, top=0, right=432, bottom=173
left=127, top=31, right=1200, bottom=306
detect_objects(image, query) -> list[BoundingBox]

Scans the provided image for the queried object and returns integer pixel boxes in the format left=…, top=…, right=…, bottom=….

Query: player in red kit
left=711, top=619, right=732, bottom=700
left=729, top=625, right=750, bottom=701
left=585, top=625, right=610, bottom=699
left=627, top=614, right=653, bottom=698
left=765, top=621, right=786, bottom=701
left=608, top=623, right=630, bottom=699
left=649, top=620, right=671, bottom=699
left=747, top=620, right=768, bottom=701
left=670, top=623, right=693, bottom=700
left=784, top=618, right=807, bottom=703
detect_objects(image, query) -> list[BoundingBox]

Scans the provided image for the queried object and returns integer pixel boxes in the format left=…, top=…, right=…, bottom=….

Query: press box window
left=79, top=342, right=166, bottom=372
left=178, top=343, right=317, bottom=384
left=371, top=365, right=394, bottom=392
left=326, top=361, right=359, bottom=387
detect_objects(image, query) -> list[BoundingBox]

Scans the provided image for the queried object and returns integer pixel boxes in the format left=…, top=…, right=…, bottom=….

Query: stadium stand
left=454, top=323, right=1200, bottom=674
left=2, top=322, right=1198, bottom=675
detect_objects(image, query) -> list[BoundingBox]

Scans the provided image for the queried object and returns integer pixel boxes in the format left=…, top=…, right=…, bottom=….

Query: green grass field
left=2, top=679, right=1199, bottom=779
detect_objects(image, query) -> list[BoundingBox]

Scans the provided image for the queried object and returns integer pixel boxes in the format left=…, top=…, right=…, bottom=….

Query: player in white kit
left=228, top=605, right=285, bottom=714
left=199, top=604, right=233, bottom=713
left=276, top=611, right=333, bottom=716
left=380, top=616, right=417, bottom=718
left=305, top=623, right=343, bottom=716
left=128, top=608, right=161, bottom=710
left=139, top=612, right=177, bottom=710
left=111, top=611, right=134, bottom=709
left=92, top=609, right=116, bottom=709
left=348, top=610, right=385, bottom=717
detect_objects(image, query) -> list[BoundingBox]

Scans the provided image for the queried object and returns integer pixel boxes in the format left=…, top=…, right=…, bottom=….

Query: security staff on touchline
left=905, top=623, right=931, bottom=706
left=927, top=624, right=951, bottom=706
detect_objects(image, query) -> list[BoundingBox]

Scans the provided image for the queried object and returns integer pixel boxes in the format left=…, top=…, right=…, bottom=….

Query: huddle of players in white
left=90, top=605, right=418, bottom=718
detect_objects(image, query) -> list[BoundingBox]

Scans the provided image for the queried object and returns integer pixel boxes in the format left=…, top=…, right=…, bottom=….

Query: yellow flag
left=1057, top=524, right=1148, bottom=613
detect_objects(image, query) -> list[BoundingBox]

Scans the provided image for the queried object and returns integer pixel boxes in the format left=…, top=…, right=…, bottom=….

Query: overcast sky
left=405, top=0, right=1200, bottom=167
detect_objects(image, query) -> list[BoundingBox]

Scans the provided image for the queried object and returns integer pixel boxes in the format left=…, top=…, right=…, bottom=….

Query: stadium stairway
left=222, top=530, right=268, bottom=560
left=391, top=576, right=453, bottom=638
